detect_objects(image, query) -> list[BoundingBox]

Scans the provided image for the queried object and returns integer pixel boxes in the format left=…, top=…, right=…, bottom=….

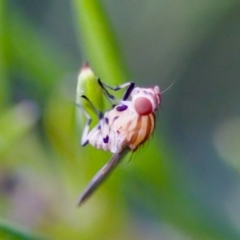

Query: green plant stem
left=0, top=0, right=10, bottom=108
left=72, top=0, right=129, bottom=86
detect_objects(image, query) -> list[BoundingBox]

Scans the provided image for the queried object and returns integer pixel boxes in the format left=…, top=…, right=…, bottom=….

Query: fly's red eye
left=134, top=97, right=153, bottom=115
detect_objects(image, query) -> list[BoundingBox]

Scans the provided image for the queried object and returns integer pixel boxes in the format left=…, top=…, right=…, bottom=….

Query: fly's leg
left=75, top=104, right=91, bottom=146
left=77, top=95, right=110, bottom=145
left=97, top=79, right=118, bottom=106
left=81, top=95, right=110, bottom=143
left=76, top=95, right=103, bottom=146
left=98, top=79, right=135, bottom=102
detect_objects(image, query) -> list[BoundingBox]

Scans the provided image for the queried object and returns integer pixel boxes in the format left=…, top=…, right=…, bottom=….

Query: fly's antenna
left=161, top=81, right=175, bottom=94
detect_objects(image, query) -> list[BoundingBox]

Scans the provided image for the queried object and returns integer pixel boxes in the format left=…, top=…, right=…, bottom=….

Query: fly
left=76, top=78, right=161, bottom=205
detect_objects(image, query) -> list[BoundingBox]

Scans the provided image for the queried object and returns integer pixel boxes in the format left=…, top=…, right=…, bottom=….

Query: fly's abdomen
left=126, top=113, right=155, bottom=151
left=107, top=107, right=156, bottom=152
left=88, top=127, right=126, bottom=154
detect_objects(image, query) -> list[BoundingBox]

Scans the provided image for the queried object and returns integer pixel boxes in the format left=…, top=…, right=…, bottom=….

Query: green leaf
left=0, top=219, right=42, bottom=240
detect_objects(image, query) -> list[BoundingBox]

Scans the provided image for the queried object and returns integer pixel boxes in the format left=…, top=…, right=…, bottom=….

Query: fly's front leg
left=98, top=79, right=135, bottom=102
left=97, top=79, right=118, bottom=106
left=76, top=95, right=103, bottom=146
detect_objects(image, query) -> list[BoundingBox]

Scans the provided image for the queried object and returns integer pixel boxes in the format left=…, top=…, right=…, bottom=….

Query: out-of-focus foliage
left=0, top=0, right=240, bottom=239
left=0, top=219, right=42, bottom=240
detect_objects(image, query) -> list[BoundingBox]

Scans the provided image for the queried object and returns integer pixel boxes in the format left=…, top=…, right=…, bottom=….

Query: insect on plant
left=76, top=72, right=161, bottom=206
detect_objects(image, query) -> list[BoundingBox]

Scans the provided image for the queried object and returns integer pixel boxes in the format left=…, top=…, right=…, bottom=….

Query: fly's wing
left=77, top=148, right=129, bottom=206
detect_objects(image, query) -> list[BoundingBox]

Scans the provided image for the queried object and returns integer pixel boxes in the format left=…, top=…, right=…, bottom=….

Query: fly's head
left=131, top=86, right=161, bottom=116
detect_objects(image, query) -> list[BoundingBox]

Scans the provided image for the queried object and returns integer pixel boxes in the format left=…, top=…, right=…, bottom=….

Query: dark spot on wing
left=103, top=135, right=109, bottom=144
left=116, top=105, right=128, bottom=111
left=113, top=116, right=119, bottom=122
left=105, top=117, right=109, bottom=124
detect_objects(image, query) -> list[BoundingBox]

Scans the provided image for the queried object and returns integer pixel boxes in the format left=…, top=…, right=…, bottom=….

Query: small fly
left=76, top=78, right=161, bottom=205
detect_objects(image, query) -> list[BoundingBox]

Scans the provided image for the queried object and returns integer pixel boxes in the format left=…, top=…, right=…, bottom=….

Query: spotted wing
left=77, top=148, right=129, bottom=206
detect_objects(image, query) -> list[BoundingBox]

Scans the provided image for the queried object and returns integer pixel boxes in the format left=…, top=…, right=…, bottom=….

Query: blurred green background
left=1, top=0, right=240, bottom=239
